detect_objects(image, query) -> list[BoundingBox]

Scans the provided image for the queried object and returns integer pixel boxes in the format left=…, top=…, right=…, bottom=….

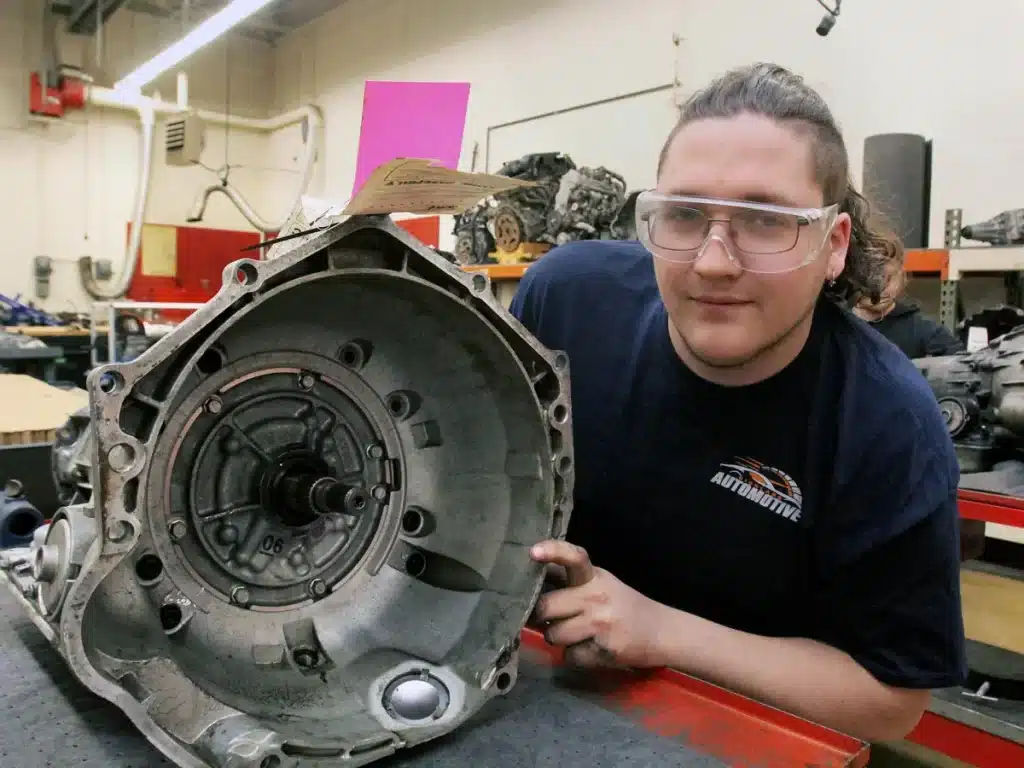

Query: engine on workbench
left=915, top=326, right=1024, bottom=494
left=451, top=153, right=632, bottom=264
left=0, top=216, right=574, bottom=768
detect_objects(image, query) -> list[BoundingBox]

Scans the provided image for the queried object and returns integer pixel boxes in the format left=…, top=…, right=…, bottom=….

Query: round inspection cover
left=130, top=260, right=565, bottom=734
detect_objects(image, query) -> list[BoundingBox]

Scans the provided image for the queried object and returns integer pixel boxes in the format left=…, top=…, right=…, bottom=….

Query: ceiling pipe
left=78, top=94, right=156, bottom=301
left=79, top=82, right=323, bottom=297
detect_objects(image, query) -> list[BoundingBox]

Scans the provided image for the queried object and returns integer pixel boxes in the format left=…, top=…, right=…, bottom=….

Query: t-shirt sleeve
left=508, top=253, right=564, bottom=339
left=508, top=270, right=538, bottom=330
left=811, top=405, right=968, bottom=690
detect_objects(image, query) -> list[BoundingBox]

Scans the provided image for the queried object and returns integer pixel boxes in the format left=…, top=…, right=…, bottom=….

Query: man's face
left=652, top=113, right=851, bottom=369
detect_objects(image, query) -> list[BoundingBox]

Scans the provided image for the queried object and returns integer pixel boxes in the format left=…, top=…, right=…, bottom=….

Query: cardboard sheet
left=343, top=159, right=535, bottom=216
left=0, top=375, right=87, bottom=444
left=961, top=569, right=1024, bottom=655
left=352, top=80, right=472, bottom=196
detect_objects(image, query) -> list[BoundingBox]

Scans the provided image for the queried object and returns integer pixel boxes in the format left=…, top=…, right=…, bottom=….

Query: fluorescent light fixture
left=114, top=0, right=276, bottom=92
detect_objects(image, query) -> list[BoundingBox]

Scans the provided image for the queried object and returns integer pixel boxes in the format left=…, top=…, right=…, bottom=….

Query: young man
left=513, top=63, right=967, bottom=743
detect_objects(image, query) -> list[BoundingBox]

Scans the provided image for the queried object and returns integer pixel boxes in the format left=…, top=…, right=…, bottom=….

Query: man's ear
left=828, top=211, right=852, bottom=277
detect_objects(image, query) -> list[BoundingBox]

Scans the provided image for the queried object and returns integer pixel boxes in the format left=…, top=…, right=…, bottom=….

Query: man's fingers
left=533, top=585, right=585, bottom=623
left=563, top=640, right=610, bottom=669
left=531, top=540, right=596, bottom=586
left=544, top=563, right=568, bottom=589
left=543, top=614, right=594, bottom=648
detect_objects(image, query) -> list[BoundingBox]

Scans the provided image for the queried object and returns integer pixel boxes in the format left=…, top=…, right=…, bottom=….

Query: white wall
left=0, top=0, right=276, bottom=312
left=5, top=0, right=1022, bottom=307
left=271, top=0, right=1024, bottom=253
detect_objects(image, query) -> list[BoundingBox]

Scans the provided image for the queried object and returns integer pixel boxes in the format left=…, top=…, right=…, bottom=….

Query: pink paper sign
left=352, top=80, right=472, bottom=196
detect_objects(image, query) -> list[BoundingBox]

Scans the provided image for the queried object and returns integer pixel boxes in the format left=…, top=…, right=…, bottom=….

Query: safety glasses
left=635, top=191, right=839, bottom=274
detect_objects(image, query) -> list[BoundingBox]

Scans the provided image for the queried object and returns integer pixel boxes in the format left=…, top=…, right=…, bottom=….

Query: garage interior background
left=1, top=3, right=1024, bottom=765
left=5, top=0, right=1020, bottom=308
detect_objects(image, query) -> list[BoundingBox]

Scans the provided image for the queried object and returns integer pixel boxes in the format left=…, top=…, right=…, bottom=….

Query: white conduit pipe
left=81, top=85, right=323, bottom=299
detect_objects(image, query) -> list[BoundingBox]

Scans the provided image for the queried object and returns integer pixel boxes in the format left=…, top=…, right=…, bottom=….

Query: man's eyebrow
left=662, top=188, right=805, bottom=208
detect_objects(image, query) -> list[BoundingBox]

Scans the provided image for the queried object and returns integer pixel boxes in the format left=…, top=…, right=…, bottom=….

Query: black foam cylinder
left=862, top=133, right=932, bottom=249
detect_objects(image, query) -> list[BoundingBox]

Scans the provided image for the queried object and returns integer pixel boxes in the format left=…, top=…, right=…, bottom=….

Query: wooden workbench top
left=3, top=325, right=106, bottom=338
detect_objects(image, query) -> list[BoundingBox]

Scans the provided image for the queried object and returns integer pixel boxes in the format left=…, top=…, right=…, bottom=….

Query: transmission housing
left=0, top=215, right=573, bottom=768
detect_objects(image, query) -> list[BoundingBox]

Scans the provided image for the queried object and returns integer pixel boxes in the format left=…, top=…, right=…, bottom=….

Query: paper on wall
left=352, top=81, right=472, bottom=197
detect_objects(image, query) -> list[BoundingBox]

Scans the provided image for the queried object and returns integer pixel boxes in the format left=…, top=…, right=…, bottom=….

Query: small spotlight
left=816, top=14, right=837, bottom=36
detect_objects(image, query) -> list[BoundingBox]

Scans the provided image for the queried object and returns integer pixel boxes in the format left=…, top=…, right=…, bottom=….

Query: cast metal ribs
left=0, top=215, right=574, bottom=768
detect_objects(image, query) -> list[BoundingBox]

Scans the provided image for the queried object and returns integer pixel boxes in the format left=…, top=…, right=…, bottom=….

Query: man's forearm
left=651, top=605, right=929, bottom=742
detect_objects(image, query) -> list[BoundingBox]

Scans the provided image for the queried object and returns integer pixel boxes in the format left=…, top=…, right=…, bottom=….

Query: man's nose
left=692, top=230, right=743, bottom=279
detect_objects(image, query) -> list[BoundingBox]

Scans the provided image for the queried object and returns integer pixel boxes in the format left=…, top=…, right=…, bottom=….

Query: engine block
left=0, top=215, right=573, bottom=768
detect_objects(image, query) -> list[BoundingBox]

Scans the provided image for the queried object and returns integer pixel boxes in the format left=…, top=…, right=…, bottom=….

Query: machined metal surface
left=0, top=215, right=574, bottom=768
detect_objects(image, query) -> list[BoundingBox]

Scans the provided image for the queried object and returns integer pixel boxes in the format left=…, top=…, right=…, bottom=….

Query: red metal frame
left=929, top=488, right=1024, bottom=766
left=909, top=711, right=1024, bottom=767
left=518, top=628, right=869, bottom=767
left=959, top=489, right=1024, bottom=529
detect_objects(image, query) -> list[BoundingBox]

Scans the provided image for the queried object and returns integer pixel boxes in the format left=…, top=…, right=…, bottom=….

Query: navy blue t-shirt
left=510, top=240, right=968, bottom=690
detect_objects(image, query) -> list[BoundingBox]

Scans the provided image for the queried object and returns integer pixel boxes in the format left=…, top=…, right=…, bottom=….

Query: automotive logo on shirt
left=710, top=457, right=803, bottom=522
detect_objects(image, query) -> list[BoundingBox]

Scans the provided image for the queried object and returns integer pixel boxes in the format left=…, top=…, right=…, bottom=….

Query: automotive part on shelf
left=916, top=326, right=1024, bottom=483
left=546, top=167, right=627, bottom=246
left=960, top=208, right=1024, bottom=246
left=0, top=214, right=574, bottom=768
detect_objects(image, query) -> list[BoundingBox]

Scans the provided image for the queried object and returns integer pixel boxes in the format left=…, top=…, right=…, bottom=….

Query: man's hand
left=529, top=539, right=670, bottom=669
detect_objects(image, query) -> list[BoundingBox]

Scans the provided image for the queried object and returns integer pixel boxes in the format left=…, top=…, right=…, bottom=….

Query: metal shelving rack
left=88, top=300, right=205, bottom=367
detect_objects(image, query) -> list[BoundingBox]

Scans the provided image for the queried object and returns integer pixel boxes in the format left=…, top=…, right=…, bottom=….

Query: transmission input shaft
left=279, top=473, right=352, bottom=525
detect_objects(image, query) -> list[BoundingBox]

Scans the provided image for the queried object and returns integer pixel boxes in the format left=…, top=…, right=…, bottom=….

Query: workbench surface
left=0, top=584, right=726, bottom=768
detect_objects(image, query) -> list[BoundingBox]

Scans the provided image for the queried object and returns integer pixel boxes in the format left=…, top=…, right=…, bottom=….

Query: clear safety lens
left=635, top=191, right=837, bottom=274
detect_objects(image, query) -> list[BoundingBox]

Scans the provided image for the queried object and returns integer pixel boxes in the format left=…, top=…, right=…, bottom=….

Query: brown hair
left=657, top=63, right=902, bottom=304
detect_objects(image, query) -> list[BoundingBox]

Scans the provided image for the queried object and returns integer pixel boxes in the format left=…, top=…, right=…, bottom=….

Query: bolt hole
left=98, top=370, right=124, bottom=394
left=496, top=672, right=512, bottom=691
left=196, top=347, right=224, bottom=375
left=338, top=339, right=372, bottom=369
left=292, top=648, right=319, bottom=668
left=260, top=757, right=281, bottom=768
left=350, top=493, right=367, bottom=511
left=553, top=353, right=568, bottom=371
left=385, top=390, right=420, bottom=421
left=471, top=273, right=488, bottom=292
left=159, top=603, right=184, bottom=632
left=107, top=443, right=136, bottom=473
left=551, top=404, right=568, bottom=425
left=235, top=262, right=258, bottom=285
left=405, top=551, right=427, bottom=578
left=402, top=509, right=423, bottom=535
left=135, top=554, right=164, bottom=584
left=557, top=455, right=572, bottom=474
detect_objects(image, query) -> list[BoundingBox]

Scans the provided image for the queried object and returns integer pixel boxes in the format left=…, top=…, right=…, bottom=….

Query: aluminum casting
left=916, top=326, right=1024, bottom=477
left=0, top=214, right=574, bottom=768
